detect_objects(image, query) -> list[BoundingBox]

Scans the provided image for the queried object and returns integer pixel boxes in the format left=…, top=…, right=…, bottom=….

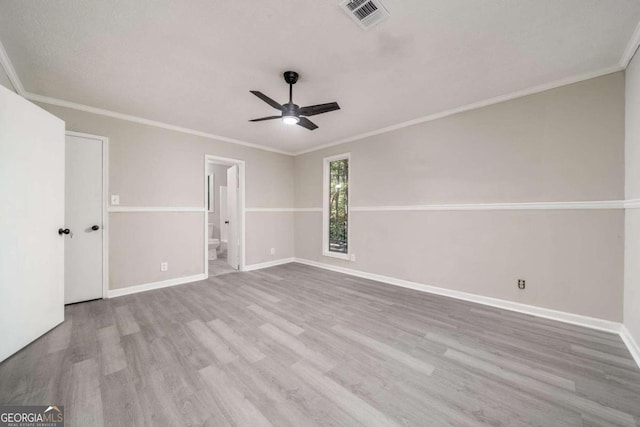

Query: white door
left=219, top=186, right=229, bottom=243
left=226, top=165, right=239, bottom=269
left=65, top=134, right=104, bottom=304
left=0, top=86, right=65, bottom=362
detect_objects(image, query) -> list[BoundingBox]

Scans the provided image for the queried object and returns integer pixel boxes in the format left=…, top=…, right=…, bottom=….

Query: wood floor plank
left=208, top=319, right=266, bottom=363
left=66, top=358, right=104, bottom=427
left=222, top=360, right=315, bottom=427
left=571, top=344, right=639, bottom=370
left=445, top=348, right=636, bottom=427
left=291, top=360, right=400, bottom=427
left=96, top=325, right=127, bottom=376
left=114, top=305, right=140, bottom=336
left=258, top=323, right=335, bottom=372
left=47, top=320, right=72, bottom=354
left=239, top=285, right=281, bottom=304
left=1, top=263, right=638, bottom=426
left=199, top=364, right=274, bottom=427
left=332, top=324, right=435, bottom=376
left=248, top=303, right=305, bottom=336
left=186, top=320, right=238, bottom=364
left=425, top=331, right=577, bottom=391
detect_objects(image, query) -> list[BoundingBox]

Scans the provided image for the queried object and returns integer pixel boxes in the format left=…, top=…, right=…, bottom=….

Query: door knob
left=91, top=225, right=100, bottom=231
left=58, top=228, right=73, bottom=238
left=224, top=221, right=229, bottom=224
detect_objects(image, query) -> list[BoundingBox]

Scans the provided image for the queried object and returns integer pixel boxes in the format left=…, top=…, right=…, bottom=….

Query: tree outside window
left=328, top=158, right=348, bottom=253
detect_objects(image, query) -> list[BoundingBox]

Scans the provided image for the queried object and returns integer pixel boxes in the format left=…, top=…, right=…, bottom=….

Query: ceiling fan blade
left=250, top=91, right=283, bottom=111
left=299, top=102, right=340, bottom=117
left=249, top=116, right=281, bottom=122
left=297, top=117, right=318, bottom=130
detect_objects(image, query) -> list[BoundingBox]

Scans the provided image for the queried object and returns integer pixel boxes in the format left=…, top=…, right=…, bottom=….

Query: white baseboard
left=620, top=325, right=640, bottom=369
left=244, top=258, right=296, bottom=272
left=107, top=273, right=207, bottom=298
left=292, top=258, right=622, bottom=335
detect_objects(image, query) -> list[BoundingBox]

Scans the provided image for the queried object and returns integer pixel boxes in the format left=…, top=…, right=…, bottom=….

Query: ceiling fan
left=249, top=71, right=340, bottom=131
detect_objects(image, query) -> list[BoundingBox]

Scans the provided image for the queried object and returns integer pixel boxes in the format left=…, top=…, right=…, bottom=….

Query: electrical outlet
left=161, top=262, right=168, bottom=272
left=350, top=254, right=356, bottom=262
left=270, top=248, right=275, bottom=255
left=518, top=279, right=525, bottom=289
left=110, top=194, right=120, bottom=205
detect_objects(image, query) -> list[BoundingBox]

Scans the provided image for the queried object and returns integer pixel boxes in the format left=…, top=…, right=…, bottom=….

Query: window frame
left=322, top=152, right=351, bottom=260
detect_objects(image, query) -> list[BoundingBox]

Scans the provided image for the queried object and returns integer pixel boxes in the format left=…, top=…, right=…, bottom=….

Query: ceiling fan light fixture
left=282, top=115, right=300, bottom=125
left=250, top=71, right=340, bottom=131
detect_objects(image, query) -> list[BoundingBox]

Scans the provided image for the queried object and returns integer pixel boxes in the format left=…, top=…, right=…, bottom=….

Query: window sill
left=323, top=251, right=350, bottom=261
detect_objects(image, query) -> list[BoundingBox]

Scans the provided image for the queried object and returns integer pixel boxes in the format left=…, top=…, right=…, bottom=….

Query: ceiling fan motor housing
left=283, top=103, right=299, bottom=117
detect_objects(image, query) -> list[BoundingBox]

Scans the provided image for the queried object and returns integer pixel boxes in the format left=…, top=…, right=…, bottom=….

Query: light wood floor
left=1, top=263, right=639, bottom=426
left=208, top=257, right=237, bottom=277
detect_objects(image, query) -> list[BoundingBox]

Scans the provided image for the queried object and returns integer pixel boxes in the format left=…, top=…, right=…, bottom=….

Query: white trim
left=24, top=92, right=292, bottom=156
left=0, top=35, right=629, bottom=159
left=0, top=37, right=277, bottom=158
left=107, top=273, right=206, bottom=298
left=249, top=200, right=640, bottom=212
left=292, top=258, right=622, bottom=334
left=106, top=200, right=638, bottom=213
left=65, top=131, right=110, bottom=300
left=205, top=155, right=246, bottom=276
left=621, top=19, right=640, bottom=68
left=351, top=200, right=626, bottom=212
left=620, top=325, right=640, bottom=369
left=293, top=66, right=623, bottom=156
left=624, top=198, right=640, bottom=209
left=0, top=40, right=24, bottom=95
left=323, top=153, right=351, bottom=261
left=244, top=257, right=296, bottom=271
left=108, top=206, right=205, bottom=213
left=245, top=207, right=322, bottom=213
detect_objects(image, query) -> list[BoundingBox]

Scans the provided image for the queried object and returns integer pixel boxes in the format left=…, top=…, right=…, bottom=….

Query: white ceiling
left=1, top=0, right=639, bottom=154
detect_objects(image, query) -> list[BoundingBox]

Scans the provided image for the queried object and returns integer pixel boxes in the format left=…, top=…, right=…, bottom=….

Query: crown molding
left=621, top=18, right=640, bottom=68
left=2, top=17, right=640, bottom=158
left=293, top=65, right=624, bottom=156
left=0, top=40, right=24, bottom=95
left=24, top=92, right=293, bottom=156
left=0, top=37, right=293, bottom=156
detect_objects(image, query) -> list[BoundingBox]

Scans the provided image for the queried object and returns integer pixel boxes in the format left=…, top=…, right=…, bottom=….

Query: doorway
left=205, top=155, right=245, bottom=277
left=64, top=131, right=108, bottom=304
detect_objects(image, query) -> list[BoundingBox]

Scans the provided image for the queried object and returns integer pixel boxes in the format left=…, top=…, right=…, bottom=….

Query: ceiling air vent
left=340, top=0, right=390, bottom=30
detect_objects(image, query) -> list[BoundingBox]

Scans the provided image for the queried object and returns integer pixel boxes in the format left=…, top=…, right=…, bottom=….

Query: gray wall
left=37, top=103, right=295, bottom=290
left=625, top=52, right=640, bottom=344
left=294, top=72, right=625, bottom=322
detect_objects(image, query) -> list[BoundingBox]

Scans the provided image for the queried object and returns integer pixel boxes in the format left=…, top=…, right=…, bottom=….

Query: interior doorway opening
left=205, top=155, right=245, bottom=277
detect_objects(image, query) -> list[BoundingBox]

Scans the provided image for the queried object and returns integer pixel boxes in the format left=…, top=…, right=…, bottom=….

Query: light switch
left=111, top=195, right=120, bottom=205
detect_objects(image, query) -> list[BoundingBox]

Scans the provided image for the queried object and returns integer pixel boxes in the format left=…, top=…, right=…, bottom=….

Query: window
left=323, top=153, right=350, bottom=259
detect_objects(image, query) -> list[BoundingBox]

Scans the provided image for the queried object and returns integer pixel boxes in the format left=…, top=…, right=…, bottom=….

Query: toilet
left=208, top=223, right=220, bottom=260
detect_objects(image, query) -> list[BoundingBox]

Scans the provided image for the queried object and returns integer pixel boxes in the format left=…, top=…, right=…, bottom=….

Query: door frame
left=204, top=154, right=246, bottom=276
left=65, top=130, right=109, bottom=300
